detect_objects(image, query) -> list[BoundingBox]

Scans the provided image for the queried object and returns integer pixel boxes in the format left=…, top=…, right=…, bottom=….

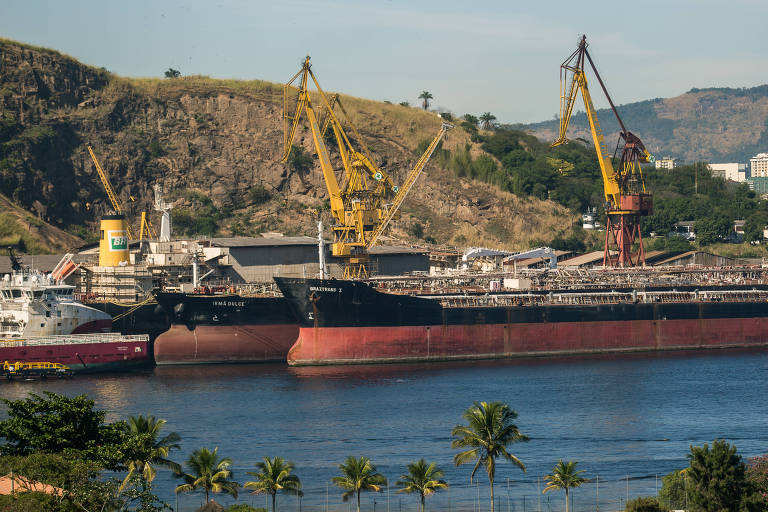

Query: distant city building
left=748, top=176, right=768, bottom=196
left=750, top=153, right=768, bottom=177
left=655, top=156, right=677, bottom=170
left=709, top=163, right=747, bottom=182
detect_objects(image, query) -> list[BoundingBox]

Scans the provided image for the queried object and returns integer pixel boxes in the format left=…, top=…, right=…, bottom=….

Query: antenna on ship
left=318, top=219, right=327, bottom=280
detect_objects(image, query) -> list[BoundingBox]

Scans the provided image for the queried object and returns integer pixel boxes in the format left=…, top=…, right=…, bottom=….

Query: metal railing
left=0, top=333, right=149, bottom=347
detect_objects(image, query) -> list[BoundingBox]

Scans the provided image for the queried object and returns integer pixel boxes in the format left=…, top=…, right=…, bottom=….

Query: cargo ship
left=152, top=292, right=297, bottom=364
left=274, top=277, right=768, bottom=366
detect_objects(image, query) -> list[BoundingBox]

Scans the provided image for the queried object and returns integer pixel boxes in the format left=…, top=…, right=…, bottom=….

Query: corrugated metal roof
left=369, top=245, right=429, bottom=255
left=0, top=254, right=67, bottom=273
left=559, top=250, right=606, bottom=267
left=209, top=236, right=318, bottom=247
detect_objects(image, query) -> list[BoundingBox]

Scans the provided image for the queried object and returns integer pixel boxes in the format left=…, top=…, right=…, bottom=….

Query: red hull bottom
left=0, top=341, right=150, bottom=373
left=287, top=318, right=768, bottom=365
left=154, top=324, right=299, bottom=364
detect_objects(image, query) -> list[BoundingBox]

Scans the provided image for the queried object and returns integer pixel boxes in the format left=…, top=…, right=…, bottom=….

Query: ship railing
left=436, top=289, right=768, bottom=309
left=0, top=333, right=149, bottom=347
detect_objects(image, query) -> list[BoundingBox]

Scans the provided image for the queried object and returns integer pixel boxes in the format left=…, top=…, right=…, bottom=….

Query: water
left=1, top=348, right=767, bottom=511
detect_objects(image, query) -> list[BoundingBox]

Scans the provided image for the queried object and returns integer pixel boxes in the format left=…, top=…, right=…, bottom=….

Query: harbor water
left=1, top=348, right=767, bottom=511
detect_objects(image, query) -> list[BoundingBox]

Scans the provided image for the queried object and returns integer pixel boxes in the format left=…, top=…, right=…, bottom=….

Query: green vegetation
left=624, top=496, right=664, bottom=512
left=172, top=189, right=231, bottom=237
left=395, top=459, right=448, bottom=512
left=418, top=91, right=433, bottom=111
left=686, top=439, right=763, bottom=511
left=244, top=457, right=302, bottom=512
left=2, top=391, right=768, bottom=512
left=542, top=460, right=589, bottom=512
left=175, top=447, right=239, bottom=504
left=451, top=401, right=529, bottom=512
left=332, top=456, right=387, bottom=512
left=121, top=415, right=182, bottom=492
left=164, top=68, right=181, bottom=78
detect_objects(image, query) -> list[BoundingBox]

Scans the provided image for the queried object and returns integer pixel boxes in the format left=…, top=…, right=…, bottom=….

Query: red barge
left=275, top=277, right=768, bottom=366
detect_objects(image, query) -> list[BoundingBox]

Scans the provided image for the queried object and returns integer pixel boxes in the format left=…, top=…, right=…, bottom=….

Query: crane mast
left=552, top=35, right=653, bottom=267
left=283, top=56, right=451, bottom=278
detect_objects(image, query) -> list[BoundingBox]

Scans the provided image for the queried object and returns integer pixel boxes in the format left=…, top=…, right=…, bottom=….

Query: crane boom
left=368, top=122, right=453, bottom=248
left=87, top=146, right=135, bottom=240
left=282, top=56, right=447, bottom=277
left=554, top=66, right=621, bottom=207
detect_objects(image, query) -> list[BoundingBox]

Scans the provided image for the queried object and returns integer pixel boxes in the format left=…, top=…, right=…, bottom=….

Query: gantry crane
left=552, top=35, right=653, bottom=267
left=283, top=56, right=452, bottom=278
left=87, top=145, right=157, bottom=242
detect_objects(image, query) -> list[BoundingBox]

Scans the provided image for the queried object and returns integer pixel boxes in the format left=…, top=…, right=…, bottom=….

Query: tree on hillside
left=479, top=112, right=497, bottom=130
left=463, top=114, right=479, bottom=125
left=418, top=91, right=433, bottom=110
left=451, top=401, right=528, bottom=512
left=542, top=460, right=589, bottom=512
left=396, top=459, right=448, bottom=512
left=164, top=68, right=181, bottom=78
left=244, top=456, right=302, bottom=512
left=332, top=456, right=387, bottom=512
left=694, top=215, right=732, bottom=245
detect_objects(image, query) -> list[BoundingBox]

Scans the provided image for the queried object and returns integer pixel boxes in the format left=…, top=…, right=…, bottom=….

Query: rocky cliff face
left=0, top=39, right=574, bottom=252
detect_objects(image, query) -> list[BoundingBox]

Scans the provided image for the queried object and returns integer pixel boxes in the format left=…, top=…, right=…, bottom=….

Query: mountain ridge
left=518, top=85, right=768, bottom=163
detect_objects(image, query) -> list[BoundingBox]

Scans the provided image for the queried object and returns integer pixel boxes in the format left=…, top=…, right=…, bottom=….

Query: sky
left=1, top=0, right=766, bottom=124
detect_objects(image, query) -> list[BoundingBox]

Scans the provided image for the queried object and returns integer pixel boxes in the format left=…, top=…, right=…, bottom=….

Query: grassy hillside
left=0, top=38, right=576, bottom=253
left=0, top=192, right=83, bottom=253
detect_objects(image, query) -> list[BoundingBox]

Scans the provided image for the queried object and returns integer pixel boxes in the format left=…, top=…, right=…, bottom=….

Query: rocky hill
left=520, top=86, right=768, bottom=164
left=0, top=38, right=574, bottom=253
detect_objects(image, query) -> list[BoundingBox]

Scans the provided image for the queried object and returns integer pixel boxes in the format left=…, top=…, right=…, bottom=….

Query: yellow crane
left=552, top=35, right=653, bottom=267
left=87, top=146, right=157, bottom=242
left=283, top=56, right=452, bottom=278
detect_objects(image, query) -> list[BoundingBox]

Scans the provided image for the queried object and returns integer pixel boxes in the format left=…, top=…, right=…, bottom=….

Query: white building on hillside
left=750, top=153, right=768, bottom=177
left=655, top=156, right=677, bottom=169
left=709, top=163, right=747, bottom=182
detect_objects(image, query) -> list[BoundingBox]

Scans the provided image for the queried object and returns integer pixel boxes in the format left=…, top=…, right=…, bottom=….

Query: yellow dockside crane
left=87, top=146, right=157, bottom=242
left=552, top=35, right=654, bottom=267
left=282, top=56, right=452, bottom=278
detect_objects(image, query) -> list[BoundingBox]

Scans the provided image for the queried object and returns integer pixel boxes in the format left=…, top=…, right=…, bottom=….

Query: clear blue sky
left=1, top=0, right=765, bottom=123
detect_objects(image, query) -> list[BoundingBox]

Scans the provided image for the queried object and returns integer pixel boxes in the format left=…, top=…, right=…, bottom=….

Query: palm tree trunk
left=564, top=488, right=569, bottom=512
left=357, top=489, right=361, bottom=512
left=272, top=492, right=277, bottom=512
left=205, top=488, right=210, bottom=503
left=421, top=493, right=425, bottom=512
left=490, top=475, right=495, bottom=512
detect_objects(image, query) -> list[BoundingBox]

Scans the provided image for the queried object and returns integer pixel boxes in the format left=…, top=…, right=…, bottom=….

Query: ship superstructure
left=1, top=260, right=111, bottom=338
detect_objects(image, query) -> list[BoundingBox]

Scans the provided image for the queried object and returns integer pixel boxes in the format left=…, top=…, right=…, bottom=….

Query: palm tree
left=479, top=112, right=497, bottom=130
left=418, top=91, right=433, bottom=110
left=120, top=415, right=181, bottom=492
left=542, top=460, right=589, bottom=512
left=244, top=456, right=302, bottom=512
left=332, top=456, right=387, bottom=512
left=396, top=459, right=448, bottom=512
left=451, top=401, right=529, bottom=512
left=175, top=447, right=239, bottom=504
